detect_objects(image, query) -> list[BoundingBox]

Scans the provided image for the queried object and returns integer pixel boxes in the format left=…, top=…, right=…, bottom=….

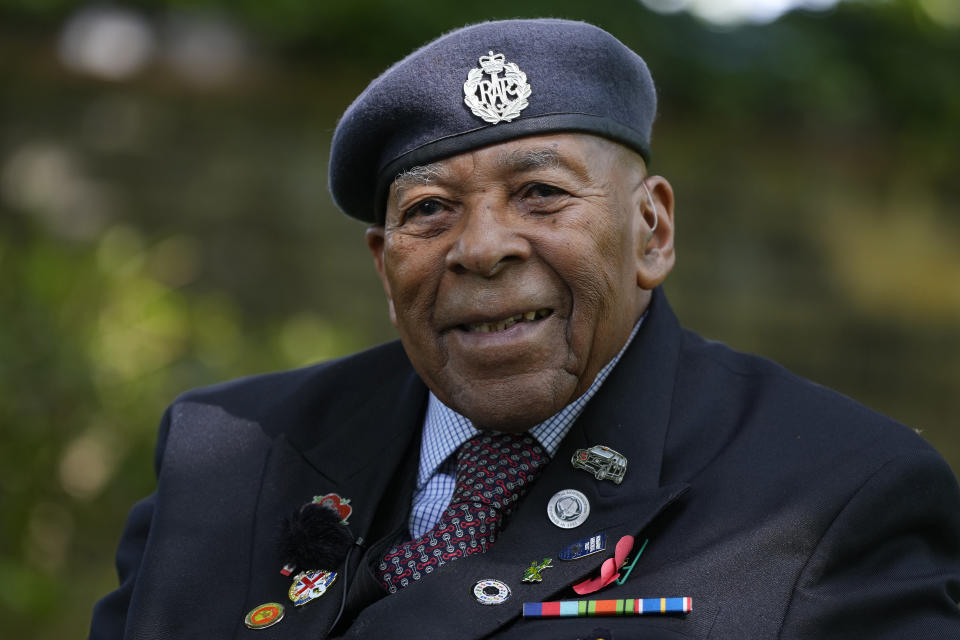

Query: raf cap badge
left=463, top=51, right=531, bottom=124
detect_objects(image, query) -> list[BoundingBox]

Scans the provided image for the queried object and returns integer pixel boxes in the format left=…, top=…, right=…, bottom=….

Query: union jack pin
left=288, top=569, right=338, bottom=607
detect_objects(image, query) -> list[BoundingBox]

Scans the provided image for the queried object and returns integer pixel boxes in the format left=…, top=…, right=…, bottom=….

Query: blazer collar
left=280, top=349, right=428, bottom=542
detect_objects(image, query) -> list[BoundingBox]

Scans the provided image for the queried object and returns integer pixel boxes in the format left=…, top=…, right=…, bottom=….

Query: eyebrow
left=498, top=147, right=561, bottom=172
left=391, top=162, right=450, bottom=200
left=497, top=147, right=592, bottom=180
left=390, top=146, right=590, bottom=202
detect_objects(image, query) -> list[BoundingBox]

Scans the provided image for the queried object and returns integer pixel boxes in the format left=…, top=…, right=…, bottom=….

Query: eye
left=517, top=182, right=569, bottom=214
left=520, top=182, right=567, bottom=201
left=402, top=198, right=448, bottom=220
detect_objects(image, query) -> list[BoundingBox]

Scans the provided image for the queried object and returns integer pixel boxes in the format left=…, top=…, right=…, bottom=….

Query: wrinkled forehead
left=390, top=146, right=564, bottom=197
left=328, top=19, right=657, bottom=224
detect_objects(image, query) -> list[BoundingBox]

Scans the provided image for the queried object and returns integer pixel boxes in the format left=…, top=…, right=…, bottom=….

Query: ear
left=365, top=226, right=398, bottom=327
left=634, top=175, right=676, bottom=290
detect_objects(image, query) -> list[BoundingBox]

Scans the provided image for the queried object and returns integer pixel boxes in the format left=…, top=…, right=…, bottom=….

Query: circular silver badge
left=547, top=489, right=590, bottom=529
left=472, top=578, right=511, bottom=605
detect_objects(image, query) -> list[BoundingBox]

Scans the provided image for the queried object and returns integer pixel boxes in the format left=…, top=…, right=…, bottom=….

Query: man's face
left=367, top=133, right=674, bottom=432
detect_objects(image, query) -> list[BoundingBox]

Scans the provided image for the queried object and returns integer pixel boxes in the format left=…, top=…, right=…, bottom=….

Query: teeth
left=466, top=309, right=551, bottom=333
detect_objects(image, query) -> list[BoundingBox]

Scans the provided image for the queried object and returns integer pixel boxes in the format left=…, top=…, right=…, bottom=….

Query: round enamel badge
left=547, top=489, right=590, bottom=529
left=244, top=602, right=284, bottom=629
left=473, top=579, right=511, bottom=605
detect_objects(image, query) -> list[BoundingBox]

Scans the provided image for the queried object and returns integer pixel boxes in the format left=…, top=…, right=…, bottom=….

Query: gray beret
left=329, top=19, right=657, bottom=223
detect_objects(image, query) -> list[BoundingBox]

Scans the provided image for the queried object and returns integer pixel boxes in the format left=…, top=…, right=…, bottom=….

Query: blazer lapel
left=240, top=434, right=346, bottom=638
left=342, top=289, right=690, bottom=639
left=239, top=361, right=428, bottom=639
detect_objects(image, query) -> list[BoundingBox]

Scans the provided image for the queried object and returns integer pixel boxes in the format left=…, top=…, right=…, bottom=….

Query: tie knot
left=457, top=431, right=548, bottom=471
left=453, top=432, right=549, bottom=510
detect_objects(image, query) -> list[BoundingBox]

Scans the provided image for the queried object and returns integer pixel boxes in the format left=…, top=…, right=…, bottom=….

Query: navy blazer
left=90, top=291, right=960, bottom=639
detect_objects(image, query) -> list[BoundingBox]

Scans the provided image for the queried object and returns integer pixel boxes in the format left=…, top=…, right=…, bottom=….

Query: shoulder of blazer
left=670, top=326, right=941, bottom=474
left=165, top=340, right=420, bottom=440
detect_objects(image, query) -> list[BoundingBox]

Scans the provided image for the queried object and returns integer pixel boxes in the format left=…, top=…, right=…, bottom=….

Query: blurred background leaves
left=0, top=0, right=957, bottom=635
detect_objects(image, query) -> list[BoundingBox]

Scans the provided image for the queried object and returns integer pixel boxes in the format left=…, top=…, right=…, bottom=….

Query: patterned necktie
left=378, top=432, right=549, bottom=593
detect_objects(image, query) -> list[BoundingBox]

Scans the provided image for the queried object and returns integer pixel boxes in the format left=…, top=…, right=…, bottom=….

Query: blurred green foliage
left=0, top=0, right=958, bottom=637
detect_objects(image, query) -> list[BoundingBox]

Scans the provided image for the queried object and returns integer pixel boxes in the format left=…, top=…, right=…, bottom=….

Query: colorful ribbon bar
left=523, top=597, right=692, bottom=618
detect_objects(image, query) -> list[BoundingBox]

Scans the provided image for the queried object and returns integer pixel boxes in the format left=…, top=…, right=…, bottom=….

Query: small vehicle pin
left=571, top=445, right=627, bottom=484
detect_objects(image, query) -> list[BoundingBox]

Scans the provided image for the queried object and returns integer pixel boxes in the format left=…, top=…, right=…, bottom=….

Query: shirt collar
left=416, top=315, right=645, bottom=489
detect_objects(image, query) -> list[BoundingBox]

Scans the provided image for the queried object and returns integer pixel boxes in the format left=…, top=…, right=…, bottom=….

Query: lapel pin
left=547, top=489, right=590, bottom=529
left=615, top=538, right=648, bottom=585
left=313, top=493, right=352, bottom=524
left=522, top=558, right=554, bottom=583
left=288, top=569, right=338, bottom=607
left=572, top=535, right=642, bottom=595
left=473, top=579, right=512, bottom=605
left=244, top=602, right=285, bottom=629
left=523, top=597, right=692, bottom=618
left=571, top=445, right=627, bottom=484
left=558, top=532, right=607, bottom=561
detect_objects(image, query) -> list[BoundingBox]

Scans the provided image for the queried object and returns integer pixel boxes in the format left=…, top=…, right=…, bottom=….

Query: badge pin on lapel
left=571, top=445, right=627, bottom=484
left=244, top=602, right=284, bottom=629
left=313, top=493, right=352, bottom=524
left=571, top=536, right=649, bottom=596
left=473, top=579, right=512, bottom=605
left=288, top=569, right=338, bottom=607
left=547, top=489, right=590, bottom=529
left=522, top=558, right=553, bottom=583
left=558, top=532, right=607, bottom=560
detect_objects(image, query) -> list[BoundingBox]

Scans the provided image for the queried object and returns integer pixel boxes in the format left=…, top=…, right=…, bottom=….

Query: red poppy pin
left=313, top=493, right=352, bottom=524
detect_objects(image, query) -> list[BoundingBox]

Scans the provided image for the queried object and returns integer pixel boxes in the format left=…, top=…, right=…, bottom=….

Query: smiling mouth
left=460, top=308, right=553, bottom=333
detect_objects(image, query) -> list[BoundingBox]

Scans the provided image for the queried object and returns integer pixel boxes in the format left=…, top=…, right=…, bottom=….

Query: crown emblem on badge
left=478, top=52, right=506, bottom=74
left=464, top=51, right=531, bottom=124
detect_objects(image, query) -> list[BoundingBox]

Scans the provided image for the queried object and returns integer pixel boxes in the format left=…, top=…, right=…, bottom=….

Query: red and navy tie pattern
left=378, top=432, right=549, bottom=592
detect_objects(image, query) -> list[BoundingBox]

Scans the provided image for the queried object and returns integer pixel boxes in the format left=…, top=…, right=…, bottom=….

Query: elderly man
left=90, top=19, right=960, bottom=639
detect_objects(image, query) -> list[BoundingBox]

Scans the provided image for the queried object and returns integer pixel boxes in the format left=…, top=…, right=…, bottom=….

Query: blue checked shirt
left=408, top=317, right=644, bottom=538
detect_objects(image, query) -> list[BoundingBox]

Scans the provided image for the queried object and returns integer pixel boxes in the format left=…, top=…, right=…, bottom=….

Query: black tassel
left=279, top=501, right=354, bottom=570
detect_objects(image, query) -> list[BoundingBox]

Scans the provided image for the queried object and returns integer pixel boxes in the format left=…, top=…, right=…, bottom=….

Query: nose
left=445, top=205, right=530, bottom=277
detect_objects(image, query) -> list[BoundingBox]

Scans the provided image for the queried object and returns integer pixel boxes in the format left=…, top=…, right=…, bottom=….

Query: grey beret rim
left=368, top=112, right=653, bottom=224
